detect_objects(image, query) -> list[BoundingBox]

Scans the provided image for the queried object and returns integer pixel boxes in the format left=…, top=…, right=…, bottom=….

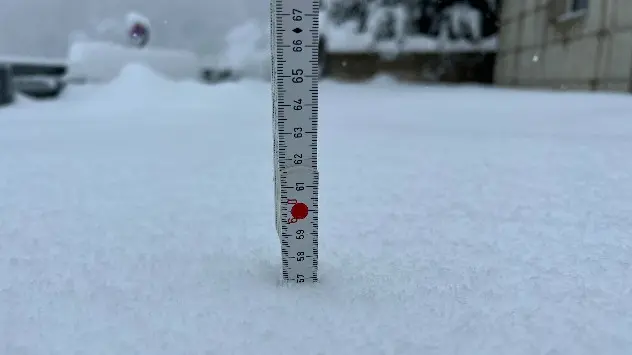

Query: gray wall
left=495, top=0, right=632, bottom=92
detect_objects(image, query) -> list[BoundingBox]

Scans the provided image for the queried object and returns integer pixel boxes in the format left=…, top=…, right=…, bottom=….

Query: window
left=556, top=0, right=588, bottom=22
left=570, top=0, right=589, bottom=12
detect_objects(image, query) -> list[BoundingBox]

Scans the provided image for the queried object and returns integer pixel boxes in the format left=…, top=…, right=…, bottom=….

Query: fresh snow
left=1, top=66, right=632, bottom=354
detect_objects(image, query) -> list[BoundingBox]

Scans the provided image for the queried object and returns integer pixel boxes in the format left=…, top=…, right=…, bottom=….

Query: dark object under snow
left=0, top=64, right=15, bottom=106
left=200, top=68, right=235, bottom=83
left=14, top=75, right=66, bottom=99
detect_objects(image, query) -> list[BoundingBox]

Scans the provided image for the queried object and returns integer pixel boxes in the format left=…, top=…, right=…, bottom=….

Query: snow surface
left=1, top=67, right=632, bottom=354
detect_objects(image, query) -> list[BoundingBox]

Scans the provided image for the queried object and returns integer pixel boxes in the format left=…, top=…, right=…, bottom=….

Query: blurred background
left=2, top=0, right=632, bottom=93
left=0, top=0, right=497, bottom=84
left=0, top=0, right=269, bottom=56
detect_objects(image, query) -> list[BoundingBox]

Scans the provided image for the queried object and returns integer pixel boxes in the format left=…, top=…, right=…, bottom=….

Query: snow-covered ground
left=1, top=67, right=631, bottom=354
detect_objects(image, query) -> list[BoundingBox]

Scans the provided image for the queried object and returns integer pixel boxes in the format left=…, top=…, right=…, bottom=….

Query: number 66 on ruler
left=271, top=0, right=319, bottom=284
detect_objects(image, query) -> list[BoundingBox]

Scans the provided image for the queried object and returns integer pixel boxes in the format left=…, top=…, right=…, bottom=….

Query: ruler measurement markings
left=272, top=0, right=319, bottom=283
left=272, top=1, right=320, bottom=281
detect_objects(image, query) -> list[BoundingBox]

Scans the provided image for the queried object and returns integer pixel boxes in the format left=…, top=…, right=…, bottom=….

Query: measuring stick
left=271, top=0, right=319, bottom=283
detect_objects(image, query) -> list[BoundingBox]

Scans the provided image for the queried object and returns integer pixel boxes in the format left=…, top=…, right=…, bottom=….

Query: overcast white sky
left=0, top=0, right=269, bottom=58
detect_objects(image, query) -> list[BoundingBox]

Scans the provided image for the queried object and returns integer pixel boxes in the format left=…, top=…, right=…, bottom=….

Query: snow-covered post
left=0, top=64, right=15, bottom=107
left=432, top=16, right=451, bottom=81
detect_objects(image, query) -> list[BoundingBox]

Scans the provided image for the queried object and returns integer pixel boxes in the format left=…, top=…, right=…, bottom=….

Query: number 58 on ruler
left=271, top=0, right=319, bottom=283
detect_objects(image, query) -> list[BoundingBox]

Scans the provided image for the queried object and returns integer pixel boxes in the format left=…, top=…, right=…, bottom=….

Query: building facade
left=495, top=0, right=632, bottom=92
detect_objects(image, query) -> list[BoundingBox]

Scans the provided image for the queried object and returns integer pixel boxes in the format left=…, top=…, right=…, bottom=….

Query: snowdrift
left=66, top=41, right=201, bottom=83
left=64, top=62, right=261, bottom=111
left=67, top=63, right=199, bottom=104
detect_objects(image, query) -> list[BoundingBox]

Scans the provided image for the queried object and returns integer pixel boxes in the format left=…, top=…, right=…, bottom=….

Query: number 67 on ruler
left=271, top=0, right=319, bottom=284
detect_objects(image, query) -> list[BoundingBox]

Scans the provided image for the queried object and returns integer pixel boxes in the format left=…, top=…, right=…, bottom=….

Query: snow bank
left=73, top=63, right=208, bottom=106
left=66, top=62, right=267, bottom=113
left=66, top=41, right=201, bottom=83
left=106, top=63, right=175, bottom=90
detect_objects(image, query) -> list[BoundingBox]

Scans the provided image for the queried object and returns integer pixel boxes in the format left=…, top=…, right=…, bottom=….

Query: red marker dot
left=291, top=202, right=309, bottom=219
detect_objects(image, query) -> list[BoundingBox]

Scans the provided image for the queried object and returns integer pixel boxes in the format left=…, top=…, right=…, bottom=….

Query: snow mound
left=66, top=62, right=270, bottom=113
left=75, top=63, right=210, bottom=108
left=368, top=74, right=400, bottom=86
left=66, top=41, right=201, bottom=83
left=93, top=62, right=176, bottom=102
left=111, top=63, right=173, bottom=88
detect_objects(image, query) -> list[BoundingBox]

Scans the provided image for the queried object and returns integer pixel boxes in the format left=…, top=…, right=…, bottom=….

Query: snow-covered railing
left=0, top=56, right=67, bottom=102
